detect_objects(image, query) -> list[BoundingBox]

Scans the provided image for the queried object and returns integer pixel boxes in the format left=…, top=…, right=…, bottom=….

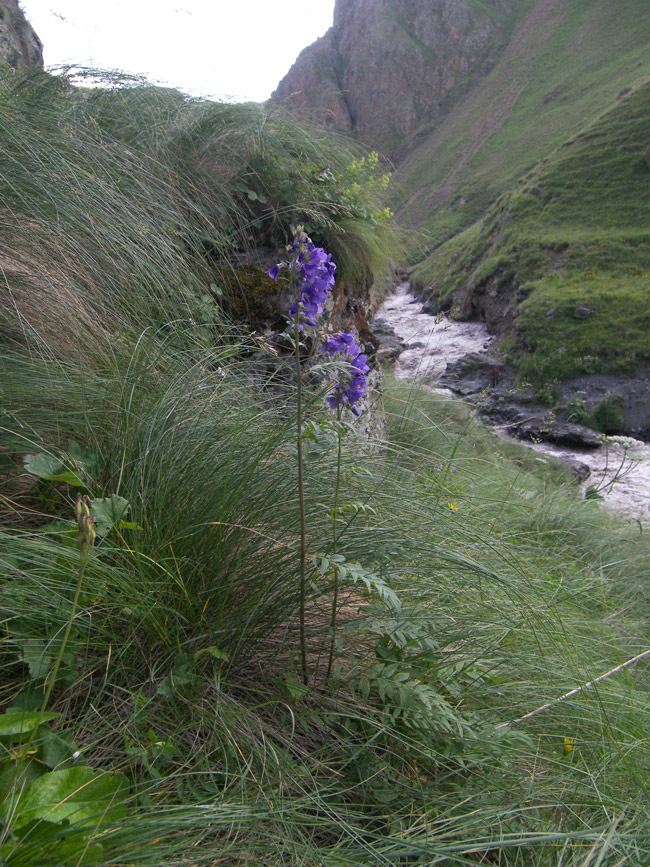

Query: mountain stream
left=376, top=284, right=650, bottom=523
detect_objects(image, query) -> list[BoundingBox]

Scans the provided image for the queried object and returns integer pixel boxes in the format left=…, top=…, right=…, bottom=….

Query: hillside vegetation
left=2, top=68, right=650, bottom=865
left=411, top=80, right=650, bottom=385
left=398, top=0, right=650, bottom=246
left=390, top=0, right=650, bottom=390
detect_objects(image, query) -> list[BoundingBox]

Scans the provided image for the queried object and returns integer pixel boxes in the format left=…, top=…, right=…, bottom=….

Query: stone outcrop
left=271, top=0, right=506, bottom=156
left=0, top=1, right=43, bottom=69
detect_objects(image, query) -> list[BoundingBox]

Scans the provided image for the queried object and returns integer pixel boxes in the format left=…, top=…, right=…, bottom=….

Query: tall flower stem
left=294, top=318, right=309, bottom=686
left=326, top=404, right=343, bottom=683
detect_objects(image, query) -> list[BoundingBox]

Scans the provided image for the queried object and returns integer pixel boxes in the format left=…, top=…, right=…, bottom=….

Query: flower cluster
left=267, top=228, right=336, bottom=328
left=321, top=332, right=371, bottom=416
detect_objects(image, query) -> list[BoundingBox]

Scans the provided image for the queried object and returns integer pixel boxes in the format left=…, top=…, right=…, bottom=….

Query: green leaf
left=23, top=453, right=84, bottom=487
left=90, top=495, right=130, bottom=537
left=194, top=646, right=229, bottom=662
left=24, top=453, right=63, bottom=479
left=19, top=642, right=55, bottom=680
left=117, top=520, right=142, bottom=531
left=35, top=729, right=79, bottom=771
left=283, top=673, right=310, bottom=702
left=156, top=654, right=198, bottom=698
left=37, top=520, right=77, bottom=537
left=11, top=766, right=128, bottom=829
left=0, top=712, right=61, bottom=739
left=52, top=472, right=86, bottom=487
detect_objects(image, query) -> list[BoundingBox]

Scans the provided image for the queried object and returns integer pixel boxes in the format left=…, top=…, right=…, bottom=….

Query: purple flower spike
left=266, top=229, right=337, bottom=330
left=321, top=331, right=370, bottom=417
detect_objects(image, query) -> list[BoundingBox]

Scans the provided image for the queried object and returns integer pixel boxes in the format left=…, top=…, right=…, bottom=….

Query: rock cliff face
left=271, top=0, right=506, bottom=156
left=0, top=1, right=43, bottom=69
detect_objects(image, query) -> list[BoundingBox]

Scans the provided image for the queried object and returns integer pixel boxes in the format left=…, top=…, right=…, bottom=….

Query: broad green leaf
left=23, top=453, right=84, bottom=486
left=37, top=520, right=77, bottom=536
left=48, top=471, right=85, bottom=487
left=0, top=712, right=61, bottom=738
left=90, top=495, right=130, bottom=537
left=36, top=729, right=78, bottom=771
left=19, top=643, right=55, bottom=680
left=24, top=453, right=63, bottom=479
left=12, top=766, right=128, bottom=829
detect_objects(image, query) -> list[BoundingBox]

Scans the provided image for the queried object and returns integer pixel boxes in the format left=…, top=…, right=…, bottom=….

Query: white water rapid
left=376, top=284, right=650, bottom=523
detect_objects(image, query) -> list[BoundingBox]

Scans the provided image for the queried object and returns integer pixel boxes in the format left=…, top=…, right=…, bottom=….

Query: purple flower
left=267, top=228, right=337, bottom=330
left=351, top=353, right=370, bottom=375
left=321, top=331, right=370, bottom=416
left=321, top=332, right=359, bottom=358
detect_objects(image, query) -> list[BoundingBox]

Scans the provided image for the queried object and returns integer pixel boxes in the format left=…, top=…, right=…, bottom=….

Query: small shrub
left=589, top=393, right=624, bottom=434
left=565, top=395, right=589, bottom=424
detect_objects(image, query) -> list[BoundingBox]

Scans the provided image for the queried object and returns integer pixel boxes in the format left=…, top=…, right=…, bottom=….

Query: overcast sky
left=19, top=0, right=335, bottom=101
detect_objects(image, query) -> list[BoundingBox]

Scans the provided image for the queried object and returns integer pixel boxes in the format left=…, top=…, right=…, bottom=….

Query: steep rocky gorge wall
left=271, top=0, right=507, bottom=156
left=0, top=1, right=43, bottom=69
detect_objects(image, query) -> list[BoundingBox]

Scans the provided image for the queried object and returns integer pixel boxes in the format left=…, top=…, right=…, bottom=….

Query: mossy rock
left=217, top=265, right=290, bottom=330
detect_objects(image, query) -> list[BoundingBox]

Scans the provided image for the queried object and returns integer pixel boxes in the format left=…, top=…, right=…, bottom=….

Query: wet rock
left=516, top=419, right=602, bottom=448
left=456, top=379, right=486, bottom=396
left=565, top=459, right=591, bottom=482
left=508, top=387, right=537, bottom=403
left=371, top=316, right=405, bottom=361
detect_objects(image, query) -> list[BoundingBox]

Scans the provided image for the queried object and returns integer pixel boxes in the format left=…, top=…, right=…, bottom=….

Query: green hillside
left=410, top=78, right=650, bottom=385
left=395, top=0, right=650, bottom=262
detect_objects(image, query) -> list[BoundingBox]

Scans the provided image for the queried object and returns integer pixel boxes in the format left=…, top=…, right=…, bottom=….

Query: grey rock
left=565, top=459, right=591, bottom=483
left=0, top=1, right=43, bottom=69
left=516, top=420, right=602, bottom=449
left=456, top=379, right=486, bottom=396
left=573, top=307, right=594, bottom=319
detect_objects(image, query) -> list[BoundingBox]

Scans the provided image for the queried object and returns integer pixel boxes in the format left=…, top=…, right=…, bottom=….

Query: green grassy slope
left=394, top=0, right=650, bottom=265
left=410, top=78, right=650, bottom=385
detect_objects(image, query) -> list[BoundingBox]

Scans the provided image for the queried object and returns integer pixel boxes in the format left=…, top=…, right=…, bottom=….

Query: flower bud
left=79, top=513, right=96, bottom=554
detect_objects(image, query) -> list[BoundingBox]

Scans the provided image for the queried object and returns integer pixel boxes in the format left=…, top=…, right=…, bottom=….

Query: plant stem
left=294, top=318, right=309, bottom=686
left=326, top=405, right=343, bottom=683
left=495, top=647, right=650, bottom=730
left=24, top=546, right=89, bottom=755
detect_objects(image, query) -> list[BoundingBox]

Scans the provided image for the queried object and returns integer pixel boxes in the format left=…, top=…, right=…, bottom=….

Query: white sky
left=19, top=0, right=335, bottom=101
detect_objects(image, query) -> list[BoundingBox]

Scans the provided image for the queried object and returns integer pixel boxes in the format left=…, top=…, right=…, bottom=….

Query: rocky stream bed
left=375, top=284, right=650, bottom=523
